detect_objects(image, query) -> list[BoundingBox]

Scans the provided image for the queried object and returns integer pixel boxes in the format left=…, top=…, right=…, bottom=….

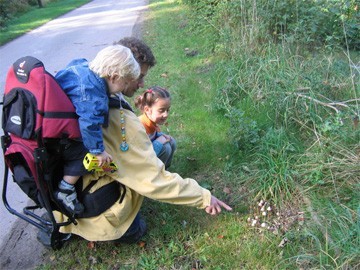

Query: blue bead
left=120, top=142, right=129, bottom=152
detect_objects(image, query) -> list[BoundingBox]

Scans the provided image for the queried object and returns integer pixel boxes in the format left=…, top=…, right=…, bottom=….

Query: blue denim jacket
left=55, top=58, right=108, bottom=154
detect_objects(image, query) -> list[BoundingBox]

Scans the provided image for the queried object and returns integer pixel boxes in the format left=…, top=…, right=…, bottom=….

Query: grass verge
left=0, top=0, right=90, bottom=46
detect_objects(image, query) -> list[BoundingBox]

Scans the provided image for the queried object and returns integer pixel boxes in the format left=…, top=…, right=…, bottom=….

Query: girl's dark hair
left=134, top=86, right=170, bottom=111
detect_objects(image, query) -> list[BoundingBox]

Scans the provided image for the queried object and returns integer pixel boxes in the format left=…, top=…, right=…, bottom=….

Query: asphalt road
left=0, top=0, right=148, bottom=268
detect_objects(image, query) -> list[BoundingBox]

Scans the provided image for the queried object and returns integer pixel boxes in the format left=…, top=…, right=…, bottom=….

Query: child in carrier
left=54, top=45, right=140, bottom=214
left=134, top=86, right=176, bottom=169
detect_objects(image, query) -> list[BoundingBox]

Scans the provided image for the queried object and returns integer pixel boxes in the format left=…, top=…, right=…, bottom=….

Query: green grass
left=0, top=0, right=90, bottom=46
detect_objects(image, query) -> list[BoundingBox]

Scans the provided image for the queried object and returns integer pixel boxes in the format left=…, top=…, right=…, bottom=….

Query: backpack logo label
left=10, top=116, right=21, bottom=125
left=16, top=61, right=27, bottom=79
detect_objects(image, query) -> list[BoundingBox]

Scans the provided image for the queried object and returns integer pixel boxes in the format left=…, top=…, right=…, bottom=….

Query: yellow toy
left=83, top=153, right=118, bottom=173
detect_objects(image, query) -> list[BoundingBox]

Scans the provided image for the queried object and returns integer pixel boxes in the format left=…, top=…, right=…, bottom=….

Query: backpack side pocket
left=2, top=88, right=37, bottom=139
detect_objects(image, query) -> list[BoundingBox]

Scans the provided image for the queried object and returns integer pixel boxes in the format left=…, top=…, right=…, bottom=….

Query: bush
left=258, top=0, right=360, bottom=50
left=183, top=0, right=360, bottom=50
left=0, top=0, right=43, bottom=29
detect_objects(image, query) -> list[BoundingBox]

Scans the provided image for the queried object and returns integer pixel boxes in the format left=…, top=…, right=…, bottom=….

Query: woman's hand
left=95, top=151, right=113, bottom=166
left=205, top=195, right=233, bottom=216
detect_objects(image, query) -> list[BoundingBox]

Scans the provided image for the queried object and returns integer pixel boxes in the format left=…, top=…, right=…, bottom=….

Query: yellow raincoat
left=54, top=107, right=211, bottom=241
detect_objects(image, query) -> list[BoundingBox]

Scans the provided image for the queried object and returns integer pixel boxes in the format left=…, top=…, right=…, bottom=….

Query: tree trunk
left=37, top=0, right=43, bottom=8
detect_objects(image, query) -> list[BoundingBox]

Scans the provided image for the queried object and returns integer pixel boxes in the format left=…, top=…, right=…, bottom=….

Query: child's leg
left=166, top=137, right=177, bottom=169
left=63, top=175, right=79, bottom=185
left=57, top=140, right=88, bottom=215
left=169, top=136, right=177, bottom=153
left=157, top=137, right=177, bottom=169
left=56, top=175, right=84, bottom=215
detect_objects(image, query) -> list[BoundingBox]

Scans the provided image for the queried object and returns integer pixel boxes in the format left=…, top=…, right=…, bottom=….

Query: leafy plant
left=227, top=108, right=261, bottom=151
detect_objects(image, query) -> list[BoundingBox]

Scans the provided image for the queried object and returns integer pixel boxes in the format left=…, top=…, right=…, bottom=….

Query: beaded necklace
left=119, top=98, right=129, bottom=152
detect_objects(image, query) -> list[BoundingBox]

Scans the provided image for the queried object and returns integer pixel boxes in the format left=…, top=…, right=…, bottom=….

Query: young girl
left=135, top=86, right=176, bottom=169
left=54, top=45, right=140, bottom=214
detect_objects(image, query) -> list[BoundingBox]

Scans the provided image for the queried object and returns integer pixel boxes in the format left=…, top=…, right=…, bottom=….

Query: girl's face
left=144, top=98, right=171, bottom=125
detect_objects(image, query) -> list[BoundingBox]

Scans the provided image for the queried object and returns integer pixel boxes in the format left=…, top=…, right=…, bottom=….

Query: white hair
left=89, top=45, right=140, bottom=80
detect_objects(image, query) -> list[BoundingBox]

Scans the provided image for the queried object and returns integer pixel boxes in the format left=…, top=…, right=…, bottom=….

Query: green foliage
left=274, top=0, right=360, bottom=50
left=0, top=0, right=47, bottom=28
left=184, top=0, right=360, bottom=50
left=227, top=108, right=261, bottom=151
left=0, top=0, right=30, bottom=28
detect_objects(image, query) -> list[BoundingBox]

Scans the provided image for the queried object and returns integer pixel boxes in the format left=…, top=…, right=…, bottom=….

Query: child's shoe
left=55, top=180, right=84, bottom=215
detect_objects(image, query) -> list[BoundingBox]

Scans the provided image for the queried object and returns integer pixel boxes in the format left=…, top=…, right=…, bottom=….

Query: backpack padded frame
left=1, top=56, right=123, bottom=249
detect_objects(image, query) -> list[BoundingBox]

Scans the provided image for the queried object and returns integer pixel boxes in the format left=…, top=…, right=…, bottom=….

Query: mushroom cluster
left=247, top=199, right=305, bottom=235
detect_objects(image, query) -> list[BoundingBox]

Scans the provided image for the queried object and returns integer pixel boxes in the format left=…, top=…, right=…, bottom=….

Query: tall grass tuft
left=251, top=128, right=299, bottom=204
left=293, top=200, right=360, bottom=269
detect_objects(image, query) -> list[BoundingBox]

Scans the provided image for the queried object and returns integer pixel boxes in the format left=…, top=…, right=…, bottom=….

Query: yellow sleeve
left=103, top=108, right=212, bottom=209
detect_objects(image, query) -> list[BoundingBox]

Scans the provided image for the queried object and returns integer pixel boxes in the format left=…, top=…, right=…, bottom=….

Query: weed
left=226, top=108, right=261, bottom=151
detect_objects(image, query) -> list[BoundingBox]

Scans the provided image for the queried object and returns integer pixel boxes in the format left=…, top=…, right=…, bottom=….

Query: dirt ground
left=0, top=216, right=50, bottom=270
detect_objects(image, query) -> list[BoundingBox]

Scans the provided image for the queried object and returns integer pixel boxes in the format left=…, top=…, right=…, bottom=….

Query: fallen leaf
left=353, top=115, right=359, bottom=129
left=138, top=241, right=146, bottom=248
left=278, top=237, right=288, bottom=248
left=223, top=187, right=231, bottom=194
left=217, top=235, right=224, bottom=239
left=87, top=241, right=95, bottom=249
left=160, top=73, right=168, bottom=78
left=185, top=50, right=199, bottom=57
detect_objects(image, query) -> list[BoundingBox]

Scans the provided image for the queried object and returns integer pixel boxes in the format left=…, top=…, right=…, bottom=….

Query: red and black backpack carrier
left=1, top=56, right=122, bottom=249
